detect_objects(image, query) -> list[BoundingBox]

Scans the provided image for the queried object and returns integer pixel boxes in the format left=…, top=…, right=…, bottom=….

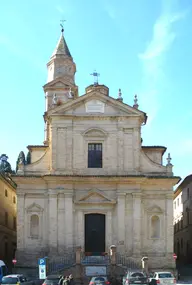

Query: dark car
left=89, top=276, right=110, bottom=285
left=42, top=276, right=60, bottom=285
left=122, top=271, right=149, bottom=285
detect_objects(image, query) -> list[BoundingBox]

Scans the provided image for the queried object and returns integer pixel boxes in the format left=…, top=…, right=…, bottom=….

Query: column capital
left=166, top=193, right=174, bottom=199
left=132, top=192, right=142, bottom=198
left=17, top=191, right=25, bottom=198
left=117, top=192, right=126, bottom=197
left=48, top=189, right=58, bottom=197
left=64, top=191, right=73, bottom=198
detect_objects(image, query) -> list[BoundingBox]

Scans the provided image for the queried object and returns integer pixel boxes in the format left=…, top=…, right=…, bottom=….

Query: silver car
left=1, top=275, right=34, bottom=285
left=149, top=272, right=176, bottom=285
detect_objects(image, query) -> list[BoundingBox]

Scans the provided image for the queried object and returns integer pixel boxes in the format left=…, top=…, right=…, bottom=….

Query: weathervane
left=90, top=70, right=100, bottom=86
left=60, top=19, right=66, bottom=33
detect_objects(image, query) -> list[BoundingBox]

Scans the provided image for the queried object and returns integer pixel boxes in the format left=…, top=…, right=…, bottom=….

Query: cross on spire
left=60, top=20, right=66, bottom=33
left=90, top=70, right=100, bottom=86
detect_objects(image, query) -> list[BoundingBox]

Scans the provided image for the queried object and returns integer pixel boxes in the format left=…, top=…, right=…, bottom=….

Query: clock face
left=56, top=66, right=65, bottom=74
left=55, top=65, right=73, bottom=75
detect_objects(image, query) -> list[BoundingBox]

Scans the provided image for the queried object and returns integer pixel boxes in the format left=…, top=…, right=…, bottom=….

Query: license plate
left=134, top=281, right=142, bottom=283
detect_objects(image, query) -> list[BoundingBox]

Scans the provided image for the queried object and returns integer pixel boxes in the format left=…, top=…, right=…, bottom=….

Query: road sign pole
left=38, top=258, right=47, bottom=279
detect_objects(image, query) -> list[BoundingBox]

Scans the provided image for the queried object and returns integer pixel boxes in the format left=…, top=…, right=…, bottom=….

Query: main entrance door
left=85, top=213, right=105, bottom=255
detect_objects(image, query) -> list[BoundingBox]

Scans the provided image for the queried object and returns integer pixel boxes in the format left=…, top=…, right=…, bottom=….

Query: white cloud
left=138, top=3, right=187, bottom=124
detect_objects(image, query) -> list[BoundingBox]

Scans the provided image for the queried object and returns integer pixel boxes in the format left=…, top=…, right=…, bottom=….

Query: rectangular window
left=88, top=143, right=102, bottom=168
left=5, top=212, right=8, bottom=226
left=174, top=201, right=176, bottom=209
left=5, top=189, right=8, bottom=197
left=177, top=197, right=180, bottom=206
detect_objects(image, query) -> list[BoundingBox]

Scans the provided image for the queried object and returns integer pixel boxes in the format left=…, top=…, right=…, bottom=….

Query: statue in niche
left=52, top=94, right=58, bottom=105
left=68, top=88, right=73, bottom=99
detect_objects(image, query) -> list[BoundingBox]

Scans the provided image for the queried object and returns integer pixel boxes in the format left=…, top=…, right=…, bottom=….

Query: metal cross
left=90, top=70, right=100, bottom=86
left=60, top=20, right=66, bottom=33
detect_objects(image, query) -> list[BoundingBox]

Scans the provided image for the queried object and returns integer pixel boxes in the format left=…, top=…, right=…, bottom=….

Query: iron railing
left=116, top=254, right=141, bottom=269
left=81, top=254, right=110, bottom=265
left=48, top=252, right=76, bottom=274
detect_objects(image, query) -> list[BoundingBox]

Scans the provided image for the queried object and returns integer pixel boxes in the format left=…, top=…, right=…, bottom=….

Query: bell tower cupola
left=43, top=25, right=78, bottom=114
left=47, top=26, right=76, bottom=85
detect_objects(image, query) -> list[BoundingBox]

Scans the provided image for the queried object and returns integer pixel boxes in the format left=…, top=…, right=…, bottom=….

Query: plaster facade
left=13, top=30, right=180, bottom=270
left=174, top=175, right=192, bottom=264
left=0, top=174, right=17, bottom=268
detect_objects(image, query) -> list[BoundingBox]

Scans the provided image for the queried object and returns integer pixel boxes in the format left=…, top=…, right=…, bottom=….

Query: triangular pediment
left=26, top=203, right=43, bottom=213
left=43, top=78, right=77, bottom=90
left=47, top=90, right=146, bottom=121
left=75, top=189, right=116, bottom=204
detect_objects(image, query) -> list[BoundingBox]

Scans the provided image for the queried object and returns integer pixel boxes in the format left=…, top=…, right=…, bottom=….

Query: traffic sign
left=39, top=265, right=46, bottom=279
left=38, top=258, right=46, bottom=266
left=173, top=253, right=177, bottom=260
left=12, top=259, right=17, bottom=264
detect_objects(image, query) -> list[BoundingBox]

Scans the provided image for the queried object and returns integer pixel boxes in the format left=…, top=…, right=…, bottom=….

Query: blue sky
left=0, top=0, right=191, bottom=183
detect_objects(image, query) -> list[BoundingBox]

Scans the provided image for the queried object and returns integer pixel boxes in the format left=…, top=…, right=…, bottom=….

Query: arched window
left=30, top=214, right=39, bottom=238
left=151, top=215, right=160, bottom=238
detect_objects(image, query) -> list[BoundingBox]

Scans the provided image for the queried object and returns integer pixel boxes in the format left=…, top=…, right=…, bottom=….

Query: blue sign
left=38, top=258, right=46, bottom=266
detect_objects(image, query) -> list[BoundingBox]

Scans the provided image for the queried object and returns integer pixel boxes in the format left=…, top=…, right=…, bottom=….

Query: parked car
left=89, top=276, right=111, bottom=285
left=122, top=271, right=149, bottom=285
left=42, top=276, right=60, bottom=285
left=149, top=272, right=176, bottom=285
left=1, top=275, right=34, bottom=285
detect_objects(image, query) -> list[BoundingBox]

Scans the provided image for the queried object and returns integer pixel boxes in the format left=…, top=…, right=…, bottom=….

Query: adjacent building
left=13, top=28, right=180, bottom=271
left=174, top=174, right=192, bottom=264
left=0, top=168, right=17, bottom=269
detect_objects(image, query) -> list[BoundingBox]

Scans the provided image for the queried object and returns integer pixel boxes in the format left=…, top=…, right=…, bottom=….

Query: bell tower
left=43, top=25, right=78, bottom=145
left=46, top=27, right=76, bottom=85
left=43, top=26, right=78, bottom=112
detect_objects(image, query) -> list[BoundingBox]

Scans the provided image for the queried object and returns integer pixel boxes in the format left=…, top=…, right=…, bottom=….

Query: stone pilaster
left=58, top=193, right=65, bottom=253
left=76, top=210, right=84, bottom=248
left=132, top=193, right=141, bottom=256
left=117, top=126, right=124, bottom=174
left=48, top=190, right=58, bottom=253
left=125, top=193, right=133, bottom=255
left=51, top=125, right=57, bottom=171
left=166, top=193, right=175, bottom=267
left=64, top=192, right=74, bottom=248
left=117, top=192, right=126, bottom=252
left=106, top=211, right=112, bottom=249
left=17, top=191, right=25, bottom=251
left=66, top=126, right=73, bottom=170
left=133, top=127, right=140, bottom=171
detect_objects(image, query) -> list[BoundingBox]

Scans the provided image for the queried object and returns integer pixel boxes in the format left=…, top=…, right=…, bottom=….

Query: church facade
left=13, top=30, right=180, bottom=270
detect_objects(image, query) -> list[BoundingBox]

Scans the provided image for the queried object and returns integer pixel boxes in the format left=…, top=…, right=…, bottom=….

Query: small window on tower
left=88, top=143, right=102, bottom=168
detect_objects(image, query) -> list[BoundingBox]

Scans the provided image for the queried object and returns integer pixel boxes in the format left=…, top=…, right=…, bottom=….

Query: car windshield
left=2, top=277, right=19, bottom=284
left=94, top=277, right=106, bottom=281
left=131, top=273, right=145, bottom=277
left=159, top=274, right=174, bottom=278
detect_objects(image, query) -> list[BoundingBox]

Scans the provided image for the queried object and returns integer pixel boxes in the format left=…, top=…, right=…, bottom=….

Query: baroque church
left=13, top=28, right=180, bottom=270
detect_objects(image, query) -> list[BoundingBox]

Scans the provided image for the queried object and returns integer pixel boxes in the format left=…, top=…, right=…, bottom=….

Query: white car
left=149, top=272, right=176, bottom=285
left=1, top=274, right=34, bottom=285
